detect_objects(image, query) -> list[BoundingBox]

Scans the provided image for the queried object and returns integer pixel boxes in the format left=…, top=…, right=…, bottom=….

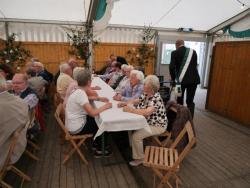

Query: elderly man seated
left=113, top=70, right=144, bottom=102
left=118, top=75, right=167, bottom=166
left=0, top=75, right=29, bottom=170
left=12, top=73, right=39, bottom=110
left=57, top=62, right=74, bottom=100
left=32, top=60, right=53, bottom=83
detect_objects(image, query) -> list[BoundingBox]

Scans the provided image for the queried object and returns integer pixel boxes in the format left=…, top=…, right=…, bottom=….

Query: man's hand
left=171, top=80, right=176, bottom=87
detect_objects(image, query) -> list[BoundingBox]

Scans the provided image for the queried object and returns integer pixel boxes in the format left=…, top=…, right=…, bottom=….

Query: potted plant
left=126, top=26, right=156, bottom=73
left=0, top=33, right=31, bottom=71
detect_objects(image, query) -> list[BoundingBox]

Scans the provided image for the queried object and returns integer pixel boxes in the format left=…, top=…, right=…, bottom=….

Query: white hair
left=73, top=67, right=85, bottom=80
left=33, top=61, right=44, bottom=70
left=144, top=75, right=160, bottom=93
left=121, top=64, right=128, bottom=71
left=130, top=70, right=144, bottom=82
left=59, top=62, right=71, bottom=73
left=0, top=75, right=7, bottom=92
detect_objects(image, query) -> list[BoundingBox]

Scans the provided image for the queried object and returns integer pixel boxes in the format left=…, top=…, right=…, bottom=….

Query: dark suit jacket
left=169, top=46, right=200, bottom=85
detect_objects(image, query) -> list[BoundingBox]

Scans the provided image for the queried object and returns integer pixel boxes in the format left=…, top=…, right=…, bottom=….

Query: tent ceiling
left=109, top=0, right=249, bottom=31
left=0, top=0, right=90, bottom=22
left=0, top=0, right=249, bottom=32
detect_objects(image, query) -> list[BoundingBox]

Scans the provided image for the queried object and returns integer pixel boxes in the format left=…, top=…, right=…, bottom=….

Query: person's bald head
left=68, top=58, right=77, bottom=70
left=175, top=40, right=184, bottom=49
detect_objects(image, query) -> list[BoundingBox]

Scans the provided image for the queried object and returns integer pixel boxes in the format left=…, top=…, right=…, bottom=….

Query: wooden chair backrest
left=170, top=121, right=196, bottom=170
left=54, top=92, right=63, bottom=107
left=27, top=109, right=36, bottom=129
left=0, top=125, right=25, bottom=174
left=54, top=103, right=70, bottom=139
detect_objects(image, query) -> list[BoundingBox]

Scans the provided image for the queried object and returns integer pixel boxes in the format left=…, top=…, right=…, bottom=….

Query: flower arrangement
left=126, top=26, right=156, bottom=67
left=0, top=33, right=31, bottom=70
left=66, top=23, right=97, bottom=68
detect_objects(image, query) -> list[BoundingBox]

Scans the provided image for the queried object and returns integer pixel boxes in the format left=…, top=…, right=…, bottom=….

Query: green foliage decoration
left=0, top=33, right=31, bottom=70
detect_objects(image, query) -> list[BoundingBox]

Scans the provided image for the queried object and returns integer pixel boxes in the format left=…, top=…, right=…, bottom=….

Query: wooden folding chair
left=25, top=109, right=40, bottom=161
left=54, top=103, right=93, bottom=165
left=152, top=131, right=172, bottom=147
left=143, top=121, right=196, bottom=188
left=151, top=107, right=177, bottom=147
left=0, top=126, right=31, bottom=188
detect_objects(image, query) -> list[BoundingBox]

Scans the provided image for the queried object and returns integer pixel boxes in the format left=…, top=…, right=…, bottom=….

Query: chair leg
left=63, top=138, right=87, bottom=164
left=0, top=180, right=12, bottom=188
left=27, top=140, right=40, bottom=150
left=71, top=140, right=88, bottom=165
left=25, top=150, right=40, bottom=161
left=9, top=165, right=31, bottom=181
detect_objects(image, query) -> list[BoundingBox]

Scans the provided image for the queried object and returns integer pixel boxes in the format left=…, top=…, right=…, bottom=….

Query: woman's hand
left=99, top=97, right=109, bottom=102
left=113, top=93, right=122, bottom=101
left=104, top=102, right=112, bottom=110
left=123, top=106, right=132, bottom=112
left=117, top=102, right=126, bottom=108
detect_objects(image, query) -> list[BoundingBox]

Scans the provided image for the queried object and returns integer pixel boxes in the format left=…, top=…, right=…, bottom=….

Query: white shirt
left=65, top=89, right=89, bottom=133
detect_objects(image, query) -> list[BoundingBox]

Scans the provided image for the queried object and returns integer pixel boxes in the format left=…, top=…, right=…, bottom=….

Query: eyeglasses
left=12, top=81, right=25, bottom=84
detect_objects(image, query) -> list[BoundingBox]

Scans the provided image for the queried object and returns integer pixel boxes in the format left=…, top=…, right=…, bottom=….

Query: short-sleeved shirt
left=57, top=73, right=74, bottom=99
left=136, top=92, right=167, bottom=129
left=65, top=89, right=89, bottom=134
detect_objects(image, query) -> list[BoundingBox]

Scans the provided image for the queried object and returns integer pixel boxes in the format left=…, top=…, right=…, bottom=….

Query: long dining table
left=91, top=76, right=151, bottom=140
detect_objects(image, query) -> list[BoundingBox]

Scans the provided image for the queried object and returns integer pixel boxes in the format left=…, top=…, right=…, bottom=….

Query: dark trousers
left=77, top=116, right=107, bottom=150
left=177, top=84, right=197, bottom=118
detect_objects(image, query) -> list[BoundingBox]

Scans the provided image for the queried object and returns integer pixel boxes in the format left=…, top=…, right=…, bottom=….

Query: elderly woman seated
left=65, top=69, right=112, bottom=157
left=113, top=70, right=144, bottom=102
left=117, top=75, right=167, bottom=166
left=114, top=65, right=133, bottom=93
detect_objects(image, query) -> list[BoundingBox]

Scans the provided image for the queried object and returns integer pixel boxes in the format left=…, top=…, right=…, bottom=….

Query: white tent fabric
left=0, top=0, right=90, bottom=22
left=0, top=0, right=249, bottom=32
left=109, top=0, right=249, bottom=31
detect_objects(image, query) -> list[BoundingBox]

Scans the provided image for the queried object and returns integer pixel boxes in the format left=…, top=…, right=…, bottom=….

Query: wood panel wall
left=206, top=41, right=250, bottom=126
left=19, top=42, right=154, bottom=75
left=94, top=43, right=155, bottom=75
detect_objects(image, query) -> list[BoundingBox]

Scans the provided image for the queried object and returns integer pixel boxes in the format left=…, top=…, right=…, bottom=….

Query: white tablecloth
left=91, top=77, right=151, bottom=139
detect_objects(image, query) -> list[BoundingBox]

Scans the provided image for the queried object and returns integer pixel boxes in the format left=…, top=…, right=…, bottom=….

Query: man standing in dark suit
left=169, top=40, right=200, bottom=118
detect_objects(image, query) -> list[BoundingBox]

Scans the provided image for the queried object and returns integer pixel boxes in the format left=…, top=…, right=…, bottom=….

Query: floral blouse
left=136, top=92, right=167, bottom=129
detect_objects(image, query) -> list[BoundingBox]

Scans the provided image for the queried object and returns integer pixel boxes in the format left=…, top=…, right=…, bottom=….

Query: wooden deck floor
left=4, top=111, right=139, bottom=188
left=3, top=89, right=250, bottom=188
left=129, top=108, right=250, bottom=188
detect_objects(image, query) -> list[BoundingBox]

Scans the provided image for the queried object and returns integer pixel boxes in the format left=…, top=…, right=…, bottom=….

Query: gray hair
left=73, top=67, right=85, bottom=80
left=144, top=75, right=160, bottom=93
left=0, top=75, right=7, bottom=92
left=76, top=69, right=91, bottom=87
left=59, top=62, right=71, bottom=73
left=130, top=70, right=144, bottom=82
